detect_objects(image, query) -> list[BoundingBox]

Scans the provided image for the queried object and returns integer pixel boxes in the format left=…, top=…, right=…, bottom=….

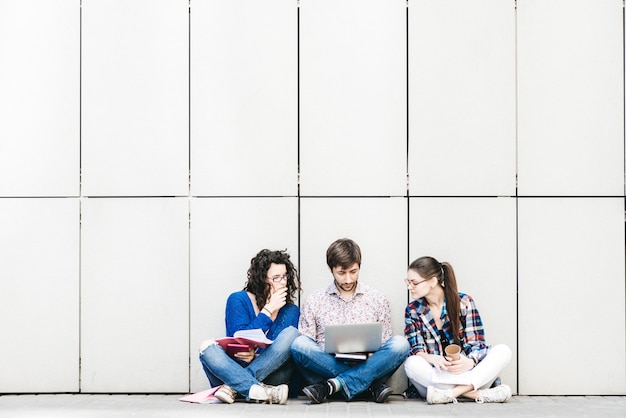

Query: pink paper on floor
left=178, top=386, right=221, bottom=404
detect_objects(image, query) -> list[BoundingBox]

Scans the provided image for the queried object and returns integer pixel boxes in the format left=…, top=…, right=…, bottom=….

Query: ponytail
left=440, top=262, right=461, bottom=344
left=408, top=256, right=462, bottom=344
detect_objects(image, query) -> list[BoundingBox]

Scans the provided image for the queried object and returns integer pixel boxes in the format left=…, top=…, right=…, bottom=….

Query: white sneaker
left=214, top=384, right=237, bottom=404
left=475, top=384, right=512, bottom=403
left=248, top=383, right=288, bottom=404
left=426, top=386, right=457, bottom=404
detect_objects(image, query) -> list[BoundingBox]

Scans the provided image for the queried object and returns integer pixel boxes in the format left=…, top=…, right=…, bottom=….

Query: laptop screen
left=324, top=322, right=382, bottom=354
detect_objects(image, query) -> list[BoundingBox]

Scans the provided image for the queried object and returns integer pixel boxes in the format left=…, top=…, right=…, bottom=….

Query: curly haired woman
left=198, top=249, right=300, bottom=404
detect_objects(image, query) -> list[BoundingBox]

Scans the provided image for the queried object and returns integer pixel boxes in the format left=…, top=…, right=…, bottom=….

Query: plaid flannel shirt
left=404, top=292, right=489, bottom=364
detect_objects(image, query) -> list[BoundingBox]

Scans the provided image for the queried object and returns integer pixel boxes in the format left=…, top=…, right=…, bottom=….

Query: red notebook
left=216, top=329, right=273, bottom=357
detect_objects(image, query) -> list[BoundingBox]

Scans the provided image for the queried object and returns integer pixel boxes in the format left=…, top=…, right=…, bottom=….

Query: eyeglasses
left=404, top=278, right=429, bottom=287
left=268, top=274, right=289, bottom=283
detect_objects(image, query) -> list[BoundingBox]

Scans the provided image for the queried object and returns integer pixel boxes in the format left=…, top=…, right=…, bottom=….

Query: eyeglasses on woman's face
left=268, top=274, right=289, bottom=283
left=404, top=278, right=429, bottom=288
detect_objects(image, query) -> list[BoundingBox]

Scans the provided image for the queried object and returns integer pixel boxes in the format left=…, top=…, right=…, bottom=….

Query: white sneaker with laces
left=248, top=383, right=288, bottom=404
left=426, top=386, right=457, bottom=404
left=214, top=384, right=237, bottom=404
left=475, top=384, right=512, bottom=403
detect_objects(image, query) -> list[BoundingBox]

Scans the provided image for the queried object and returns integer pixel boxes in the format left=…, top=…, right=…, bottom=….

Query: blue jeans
left=290, top=334, right=410, bottom=400
left=199, top=326, right=300, bottom=399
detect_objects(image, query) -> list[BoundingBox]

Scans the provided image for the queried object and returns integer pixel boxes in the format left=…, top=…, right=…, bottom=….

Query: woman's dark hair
left=244, top=249, right=300, bottom=311
left=326, top=238, right=362, bottom=270
left=409, top=256, right=461, bottom=344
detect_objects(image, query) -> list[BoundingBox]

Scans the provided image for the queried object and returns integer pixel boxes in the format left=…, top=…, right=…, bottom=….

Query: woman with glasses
left=403, top=256, right=512, bottom=404
left=198, top=249, right=300, bottom=404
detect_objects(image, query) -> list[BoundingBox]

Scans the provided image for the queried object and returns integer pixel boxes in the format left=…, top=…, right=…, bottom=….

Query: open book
left=216, top=329, right=273, bottom=357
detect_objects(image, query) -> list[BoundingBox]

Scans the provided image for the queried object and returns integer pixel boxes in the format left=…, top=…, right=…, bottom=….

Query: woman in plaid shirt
left=403, top=256, right=512, bottom=404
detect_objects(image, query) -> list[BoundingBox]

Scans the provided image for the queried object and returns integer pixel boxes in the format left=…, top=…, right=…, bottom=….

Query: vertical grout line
left=622, top=2, right=626, bottom=350
left=406, top=0, right=410, bottom=307
left=297, top=0, right=301, bottom=308
left=515, top=182, right=520, bottom=395
left=78, top=0, right=83, bottom=393
left=187, top=0, right=192, bottom=393
left=405, top=4, right=412, bottom=394
left=514, top=0, right=520, bottom=395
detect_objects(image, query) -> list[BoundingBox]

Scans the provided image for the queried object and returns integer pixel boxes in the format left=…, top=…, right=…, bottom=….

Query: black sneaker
left=370, top=382, right=393, bottom=403
left=302, top=382, right=330, bottom=404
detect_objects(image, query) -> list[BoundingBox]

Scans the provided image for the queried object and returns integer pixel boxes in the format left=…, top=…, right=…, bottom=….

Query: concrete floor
left=0, top=394, right=624, bottom=418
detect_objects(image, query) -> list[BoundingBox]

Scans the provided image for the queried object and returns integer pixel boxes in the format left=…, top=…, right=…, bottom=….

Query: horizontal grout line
left=0, top=196, right=81, bottom=199
left=189, top=195, right=298, bottom=199
left=81, top=196, right=188, bottom=199
left=0, top=195, right=624, bottom=199
left=513, top=195, right=626, bottom=199
left=409, top=195, right=626, bottom=199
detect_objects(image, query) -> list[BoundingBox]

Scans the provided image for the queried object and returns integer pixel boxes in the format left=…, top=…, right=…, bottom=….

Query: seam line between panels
left=514, top=0, right=520, bottom=393
left=406, top=1, right=410, bottom=307
left=78, top=0, right=84, bottom=393
left=187, top=0, right=192, bottom=393
left=297, top=1, right=302, bottom=308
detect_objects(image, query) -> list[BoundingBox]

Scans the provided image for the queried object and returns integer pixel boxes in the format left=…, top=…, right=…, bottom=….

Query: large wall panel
left=299, top=197, right=408, bottom=391
left=408, top=0, right=516, bottom=196
left=409, top=197, right=518, bottom=392
left=81, top=0, right=189, bottom=196
left=518, top=198, right=625, bottom=394
left=299, top=0, right=407, bottom=196
left=0, top=199, right=79, bottom=392
left=81, top=198, right=189, bottom=392
left=517, top=0, right=623, bottom=196
left=189, top=197, right=299, bottom=392
left=0, top=0, right=79, bottom=197
left=191, top=0, right=298, bottom=197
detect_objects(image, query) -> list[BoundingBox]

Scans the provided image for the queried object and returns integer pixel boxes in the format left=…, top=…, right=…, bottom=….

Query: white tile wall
left=408, top=0, right=516, bottom=196
left=299, top=0, right=407, bottom=197
left=80, top=198, right=189, bottom=392
left=518, top=198, right=625, bottom=395
left=0, top=198, right=79, bottom=392
left=0, top=0, right=79, bottom=197
left=191, top=0, right=298, bottom=197
left=517, top=0, right=624, bottom=196
left=81, top=0, right=189, bottom=196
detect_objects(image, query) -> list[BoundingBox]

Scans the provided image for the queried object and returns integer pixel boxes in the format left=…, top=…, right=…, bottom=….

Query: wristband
left=262, top=307, right=272, bottom=316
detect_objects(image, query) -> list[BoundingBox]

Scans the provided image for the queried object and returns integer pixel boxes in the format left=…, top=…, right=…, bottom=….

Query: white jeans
left=403, top=344, right=512, bottom=398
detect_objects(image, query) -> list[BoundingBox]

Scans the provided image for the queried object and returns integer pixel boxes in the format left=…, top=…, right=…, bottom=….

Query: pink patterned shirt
left=298, top=282, right=393, bottom=350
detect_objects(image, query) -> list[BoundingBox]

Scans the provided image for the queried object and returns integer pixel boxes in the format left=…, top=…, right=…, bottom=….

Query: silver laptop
left=324, top=322, right=382, bottom=354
